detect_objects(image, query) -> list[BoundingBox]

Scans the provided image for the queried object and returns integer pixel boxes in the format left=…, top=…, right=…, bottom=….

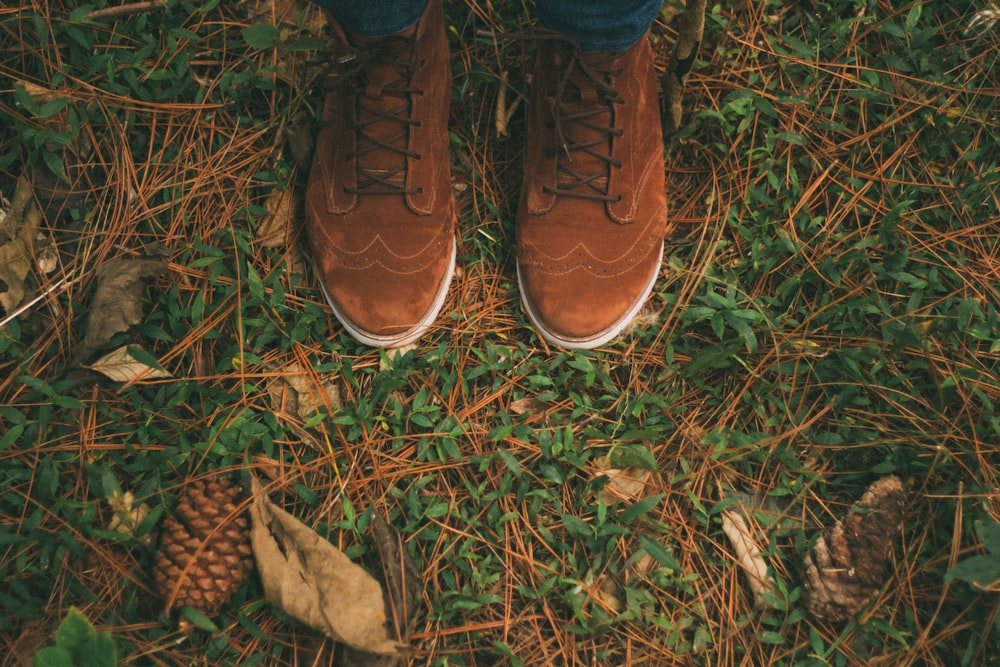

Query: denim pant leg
left=536, top=0, right=663, bottom=51
left=309, top=0, right=428, bottom=38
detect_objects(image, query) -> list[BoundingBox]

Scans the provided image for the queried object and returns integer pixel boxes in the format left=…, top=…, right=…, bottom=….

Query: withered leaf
left=660, top=0, right=707, bottom=135
left=597, top=467, right=652, bottom=505
left=268, top=362, right=342, bottom=421
left=0, top=176, right=43, bottom=315
left=371, top=513, right=421, bottom=641
left=249, top=477, right=404, bottom=656
left=340, top=514, right=422, bottom=667
left=105, top=490, right=154, bottom=547
left=13, top=78, right=67, bottom=105
left=75, top=257, right=168, bottom=363
left=2, top=175, right=42, bottom=243
left=284, top=111, right=315, bottom=172
left=803, top=475, right=906, bottom=623
left=256, top=186, right=297, bottom=249
left=0, top=236, right=31, bottom=314
left=509, top=396, right=551, bottom=416
left=84, top=344, right=171, bottom=383
left=494, top=70, right=522, bottom=139
left=720, top=507, right=775, bottom=604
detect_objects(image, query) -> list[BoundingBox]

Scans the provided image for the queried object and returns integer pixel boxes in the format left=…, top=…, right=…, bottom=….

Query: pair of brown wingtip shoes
left=305, top=1, right=667, bottom=350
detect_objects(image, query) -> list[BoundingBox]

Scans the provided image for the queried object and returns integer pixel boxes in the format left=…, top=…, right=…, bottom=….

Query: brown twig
left=83, top=0, right=167, bottom=22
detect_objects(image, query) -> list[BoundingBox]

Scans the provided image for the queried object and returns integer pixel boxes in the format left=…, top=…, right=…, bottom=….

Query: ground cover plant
left=1, top=0, right=998, bottom=664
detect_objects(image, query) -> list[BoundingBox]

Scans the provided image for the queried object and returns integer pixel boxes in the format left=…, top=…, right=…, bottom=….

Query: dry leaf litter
left=249, top=476, right=405, bottom=656
left=75, top=256, right=168, bottom=363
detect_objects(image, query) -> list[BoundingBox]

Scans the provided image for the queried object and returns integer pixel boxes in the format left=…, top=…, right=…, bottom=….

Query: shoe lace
left=543, top=39, right=625, bottom=203
left=329, top=35, right=424, bottom=195
left=477, top=29, right=626, bottom=203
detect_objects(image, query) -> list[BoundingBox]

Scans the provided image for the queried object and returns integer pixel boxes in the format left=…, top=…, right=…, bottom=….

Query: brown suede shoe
left=305, top=1, right=455, bottom=347
left=517, top=32, right=667, bottom=349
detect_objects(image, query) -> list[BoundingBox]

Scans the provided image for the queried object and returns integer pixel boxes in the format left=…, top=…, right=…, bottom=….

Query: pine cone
left=153, top=477, right=254, bottom=618
left=803, top=475, right=906, bottom=623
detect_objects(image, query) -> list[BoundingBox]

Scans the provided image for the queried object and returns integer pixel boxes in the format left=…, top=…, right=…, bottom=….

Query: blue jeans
left=311, top=0, right=663, bottom=52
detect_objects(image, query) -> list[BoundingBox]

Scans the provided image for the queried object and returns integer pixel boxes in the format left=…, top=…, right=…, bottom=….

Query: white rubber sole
left=319, top=239, right=456, bottom=348
left=517, top=240, right=663, bottom=350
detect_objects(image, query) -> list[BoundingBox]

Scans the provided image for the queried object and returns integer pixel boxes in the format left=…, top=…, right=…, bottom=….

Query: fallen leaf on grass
left=494, top=70, right=523, bottom=138
left=339, top=514, right=423, bottom=667
left=0, top=236, right=32, bottom=314
left=371, top=513, right=421, bottom=641
left=720, top=507, right=775, bottom=604
left=34, top=232, right=59, bottom=275
left=508, top=396, right=552, bottom=416
left=606, top=442, right=659, bottom=472
left=75, top=257, right=168, bottom=363
left=249, top=477, right=405, bottom=656
left=106, top=489, right=154, bottom=547
left=84, top=345, right=171, bottom=383
left=284, top=111, right=315, bottom=172
left=0, top=176, right=43, bottom=315
left=597, top=467, right=653, bottom=505
left=268, top=362, right=342, bottom=420
left=803, top=475, right=906, bottom=623
left=256, top=186, right=297, bottom=248
left=584, top=461, right=669, bottom=616
left=660, top=0, right=707, bottom=135
left=13, top=78, right=67, bottom=104
left=591, top=442, right=657, bottom=505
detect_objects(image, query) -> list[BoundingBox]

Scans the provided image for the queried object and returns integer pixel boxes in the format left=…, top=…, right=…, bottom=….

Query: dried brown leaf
left=75, top=257, right=168, bottom=362
left=106, top=490, right=154, bottom=546
left=268, top=362, right=342, bottom=420
left=804, top=475, right=906, bottom=623
left=576, top=464, right=659, bottom=610
left=660, top=0, right=707, bottom=135
left=597, top=467, right=652, bottom=504
left=509, top=396, right=551, bottom=416
left=720, top=508, right=775, bottom=603
left=285, top=111, right=315, bottom=171
left=0, top=176, right=43, bottom=314
left=84, top=345, right=171, bottom=383
left=371, top=513, right=421, bottom=641
left=494, top=70, right=522, bottom=138
left=379, top=343, right=419, bottom=370
left=34, top=231, right=58, bottom=275
left=0, top=236, right=31, bottom=314
left=249, top=477, right=404, bottom=656
left=340, top=514, right=422, bottom=667
left=574, top=573, right=624, bottom=619
left=257, top=186, right=297, bottom=248
left=13, top=78, right=66, bottom=104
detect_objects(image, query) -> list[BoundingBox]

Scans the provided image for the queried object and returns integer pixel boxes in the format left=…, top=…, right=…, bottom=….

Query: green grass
left=1, top=0, right=999, bottom=664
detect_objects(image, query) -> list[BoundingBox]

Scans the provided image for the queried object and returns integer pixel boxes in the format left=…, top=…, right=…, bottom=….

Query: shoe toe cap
left=518, top=241, right=662, bottom=349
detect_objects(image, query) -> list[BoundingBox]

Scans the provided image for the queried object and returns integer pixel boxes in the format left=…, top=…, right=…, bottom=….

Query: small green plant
left=946, top=519, right=1000, bottom=591
left=33, top=607, right=118, bottom=667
